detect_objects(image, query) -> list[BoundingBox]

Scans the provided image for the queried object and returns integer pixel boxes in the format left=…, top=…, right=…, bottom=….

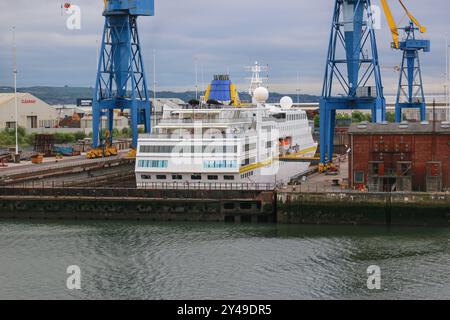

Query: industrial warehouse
left=0, top=93, right=58, bottom=130
left=0, top=0, right=450, bottom=302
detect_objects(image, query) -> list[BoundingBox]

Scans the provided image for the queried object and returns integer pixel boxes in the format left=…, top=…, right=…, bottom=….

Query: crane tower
left=381, top=0, right=430, bottom=122
left=320, top=0, right=386, bottom=165
left=92, top=0, right=154, bottom=153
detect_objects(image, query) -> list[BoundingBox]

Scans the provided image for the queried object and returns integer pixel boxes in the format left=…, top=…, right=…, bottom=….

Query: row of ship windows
left=241, top=171, right=254, bottom=179
left=141, top=174, right=236, bottom=181
left=140, top=145, right=238, bottom=154
left=241, top=158, right=256, bottom=166
left=287, top=114, right=307, bottom=121
left=203, top=160, right=237, bottom=169
left=137, top=160, right=168, bottom=168
left=137, top=160, right=238, bottom=169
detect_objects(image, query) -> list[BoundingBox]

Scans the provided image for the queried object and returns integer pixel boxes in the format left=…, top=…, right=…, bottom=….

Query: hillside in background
left=0, top=86, right=319, bottom=105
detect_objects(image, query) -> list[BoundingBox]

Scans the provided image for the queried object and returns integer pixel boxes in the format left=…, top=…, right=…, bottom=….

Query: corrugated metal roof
left=348, top=122, right=450, bottom=134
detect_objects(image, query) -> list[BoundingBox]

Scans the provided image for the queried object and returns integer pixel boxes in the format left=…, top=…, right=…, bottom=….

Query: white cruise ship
left=135, top=70, right=317, bottom=189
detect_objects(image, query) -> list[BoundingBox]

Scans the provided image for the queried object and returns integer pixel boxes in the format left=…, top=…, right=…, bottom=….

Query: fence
left=137, top=182, right=276, bottom=191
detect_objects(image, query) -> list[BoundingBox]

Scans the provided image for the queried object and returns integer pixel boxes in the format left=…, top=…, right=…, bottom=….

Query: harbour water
left=0, top=220, right=449, bottom=300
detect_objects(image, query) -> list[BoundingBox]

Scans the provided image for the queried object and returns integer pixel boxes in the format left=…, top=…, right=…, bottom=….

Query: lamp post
left=12, top=27, right=19, bottom=162
left=444, top=34, right=450, bottom=121
left=194, top=58, right=199, bottom=101
left=447, top=42, right=450, bottom=121
left=152, top=49, right=157, bottom=128
left=153, top=49, right=157, bottom=103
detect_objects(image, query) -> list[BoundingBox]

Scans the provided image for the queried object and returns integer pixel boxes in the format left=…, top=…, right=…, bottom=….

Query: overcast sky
left=0, top=0, right=449, bottom=94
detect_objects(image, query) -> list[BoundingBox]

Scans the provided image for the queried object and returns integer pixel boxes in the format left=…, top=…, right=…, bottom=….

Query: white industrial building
left=0, top=93, right=58, bottom=130
left=80, top=114, right=130, bottom=132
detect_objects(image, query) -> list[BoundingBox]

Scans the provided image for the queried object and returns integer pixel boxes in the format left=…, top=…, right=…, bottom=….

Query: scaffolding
left=34, top=134, right=55, bottom=157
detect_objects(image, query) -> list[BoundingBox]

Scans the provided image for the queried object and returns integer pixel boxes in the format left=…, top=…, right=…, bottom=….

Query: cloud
left=0, top=0, right=448, bottom=95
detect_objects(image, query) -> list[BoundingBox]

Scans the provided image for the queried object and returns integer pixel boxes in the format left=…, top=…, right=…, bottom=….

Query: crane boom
left=380, top=0, right=399, bottom=48
left=398, top=0, right=427, bottom=33
left=380, top=0, right=427, bottom=49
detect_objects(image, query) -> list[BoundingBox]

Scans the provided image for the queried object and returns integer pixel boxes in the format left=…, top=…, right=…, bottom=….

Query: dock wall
left=0, top=188, right=276, bottom=223
left=277, top=192, right=450, bottom=227
left=1, top=187, right=449, bottom=226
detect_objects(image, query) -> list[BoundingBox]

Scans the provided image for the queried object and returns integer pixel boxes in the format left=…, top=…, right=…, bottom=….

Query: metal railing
left=156, top=118, right=253, bottom=125
left=0, top=180, right=275, bottom=191
left=136, top=182, right=276, bottom=191
left=278, top=183, right=450, bottom=195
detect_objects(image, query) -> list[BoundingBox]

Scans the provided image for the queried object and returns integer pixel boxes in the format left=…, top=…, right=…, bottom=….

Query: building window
left=6, top=122, right=16, bottom=129
left=27, top=116, right=37, bottom=129
left=191, top=174, right=202, bottom=180
left=140, top=145, right=174, bottom=153
left=137, top=160, right=168, bottom=168
left=354, top=171, right=365, bottom=184
left=172, top=174, right=183, bottom=180
left=203, top=160, right=237, bottom=169
left=141, top=175, right=152, bottom=180
left=241, top=171, right=254, bottom=179
left=225, top=145, right=238, bottom=153
left=156, top=175, right=167, bottom=180
left=207, top=175, right=219, bottom=180
left=224, top=175, right=235, bottom=181
left=371, top=163, right=380, bottom=175
left=244, top=143, right=257, bottom=152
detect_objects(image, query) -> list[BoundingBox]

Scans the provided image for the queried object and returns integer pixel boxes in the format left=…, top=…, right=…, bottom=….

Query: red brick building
left=348, top=122, right=450, bottom=192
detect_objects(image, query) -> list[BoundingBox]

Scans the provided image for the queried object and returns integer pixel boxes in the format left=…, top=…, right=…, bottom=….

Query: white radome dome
left=253, top=87, right=269, bottom=103
left=280, top=96, right=293, bottom=109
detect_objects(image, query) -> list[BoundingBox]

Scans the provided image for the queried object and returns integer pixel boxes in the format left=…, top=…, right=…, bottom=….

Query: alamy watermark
left=63, top=4, right=82, bottom=30
left=66, top=265, right=81, bottom=290
left=367, top=265, right=381, bottom=290
left=165, top=123, right=282, bottom=177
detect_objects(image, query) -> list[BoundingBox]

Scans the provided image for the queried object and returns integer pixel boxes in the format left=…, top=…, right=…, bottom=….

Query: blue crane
left=91, top=0, right=154, bottom=157
left=380, top=0, right=430, bottom=122
left=320, top=0, right=386, bottom=166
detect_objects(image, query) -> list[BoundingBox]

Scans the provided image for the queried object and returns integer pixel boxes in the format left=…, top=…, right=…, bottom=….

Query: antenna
left=12, top=26, right=19, bottom=158
left=153, top=49, right=157, bottom=104
left=296, top=71, right=301, bottom=104
left=201, top=64, right=205, bottom=96
left=151, top=49, right=157, bottom=128
left=195, top=58, right=199, bottom=100
left=245, top=61, right=268, bottom=97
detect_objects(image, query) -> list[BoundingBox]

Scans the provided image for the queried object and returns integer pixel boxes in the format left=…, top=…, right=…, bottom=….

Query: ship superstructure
left=135, top=71, right=317, bottom=189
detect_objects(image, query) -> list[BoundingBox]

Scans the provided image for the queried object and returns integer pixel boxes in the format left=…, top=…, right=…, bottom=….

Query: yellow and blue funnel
left=204, top=75, right=240, bottom=107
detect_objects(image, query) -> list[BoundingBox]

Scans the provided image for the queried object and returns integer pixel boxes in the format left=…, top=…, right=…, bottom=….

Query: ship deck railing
left=155, top=118, right=254, bottom=125
left=139, top=133, right=253, bottom=140
left=136, top=182, right=276, bottom=191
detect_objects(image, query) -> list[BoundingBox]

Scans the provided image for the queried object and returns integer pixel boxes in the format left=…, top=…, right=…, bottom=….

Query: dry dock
left=0, top=156, right=449, bottom=226
left=0, top=183, right=449, bottom=226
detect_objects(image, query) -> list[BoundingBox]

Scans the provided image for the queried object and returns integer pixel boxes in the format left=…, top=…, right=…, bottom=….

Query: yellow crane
left=380, top=0, right=430, bottom=123
left=380, top=0, right=427, bottom=49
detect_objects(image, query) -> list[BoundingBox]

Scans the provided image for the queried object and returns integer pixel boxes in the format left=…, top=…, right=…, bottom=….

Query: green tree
left=314, top=115, right=320, bottom=128
left=385, top=112, right=395, bottom=123
left=336, top=113, right=351, bottom=120
left=351, top=111, right=371, bottom=123
left=73, top=131, right=87, bottom=141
